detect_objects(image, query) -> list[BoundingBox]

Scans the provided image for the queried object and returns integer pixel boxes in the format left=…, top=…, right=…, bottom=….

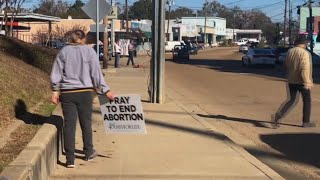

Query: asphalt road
left=165, top=47, right=320, bottom=179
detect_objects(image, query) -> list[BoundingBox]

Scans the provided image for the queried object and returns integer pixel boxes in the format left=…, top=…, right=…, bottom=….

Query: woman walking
left=51, top=30, right=115, bottom=168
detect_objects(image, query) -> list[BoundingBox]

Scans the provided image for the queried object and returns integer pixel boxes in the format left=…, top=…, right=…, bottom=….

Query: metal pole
left=96, top=0, right=99, bottom=56
left=288, top=0, right=292, bottom=46
left=111, top=19, right=115, bottom=55
left=157, top=0, right=165, bottom=104
left=126, top=0, right=129, bottom=35
left=150, top=0, right=158, bottom=103
left=232, top=13, right=235, bottom=42
left=309, top=0, right=314, bottom=52
left=204, top=0, right=208, bottom=46
left=166, top=0, right=172, bottom=41
left=284, top=0, right=287, bottom=46
left=150, top=0, right=165, bottom=104
left=103, top=16, right=109, bottom=69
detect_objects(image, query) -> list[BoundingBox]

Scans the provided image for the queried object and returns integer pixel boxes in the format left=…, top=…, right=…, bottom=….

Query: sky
left=24, top=0, right=309, bottom=22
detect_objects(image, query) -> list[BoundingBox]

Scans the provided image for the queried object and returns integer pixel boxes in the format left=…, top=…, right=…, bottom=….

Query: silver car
left=239, top=45, right=249, bottom=53
left=242, top=48, right=276, bottom=67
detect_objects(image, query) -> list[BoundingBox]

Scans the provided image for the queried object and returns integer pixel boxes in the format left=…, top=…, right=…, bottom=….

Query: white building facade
left=181, top=17, right=226, bottom=44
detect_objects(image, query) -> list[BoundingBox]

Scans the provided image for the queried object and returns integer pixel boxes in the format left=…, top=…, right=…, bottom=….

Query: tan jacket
left=285, top=47, right=313, bottom=85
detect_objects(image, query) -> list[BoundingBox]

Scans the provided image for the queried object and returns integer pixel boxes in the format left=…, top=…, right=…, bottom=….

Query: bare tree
left=9, top=0, right=27, bottom=36
left=32, top=24, right=87, bottom=45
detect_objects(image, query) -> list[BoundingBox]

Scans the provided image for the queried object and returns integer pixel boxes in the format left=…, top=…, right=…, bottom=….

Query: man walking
left=127, top=40, right=135, bottom=66
left=114, top=40, right=121, bottom=68
left=272, top=35, right=316, bottom=128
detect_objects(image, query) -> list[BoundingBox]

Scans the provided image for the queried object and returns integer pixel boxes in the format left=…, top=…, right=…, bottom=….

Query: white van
left=165, top=41, right=185, bottom=52
left=235, top=39, right=248, bottom=46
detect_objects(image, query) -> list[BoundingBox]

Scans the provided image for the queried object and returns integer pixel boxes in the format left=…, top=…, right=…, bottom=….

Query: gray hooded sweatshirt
left=50, top=45, right=110, bottom=94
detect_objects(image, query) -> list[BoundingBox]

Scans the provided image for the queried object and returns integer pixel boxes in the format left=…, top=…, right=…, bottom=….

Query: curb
left=166, top=88, right=284, bottom=180
left=0, top=106, right=63, bottom=180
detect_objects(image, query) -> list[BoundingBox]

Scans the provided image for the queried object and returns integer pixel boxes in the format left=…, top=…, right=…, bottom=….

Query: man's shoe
left=85, top=149, right=98, bottom=161
left=66, top=161, right=75, bottom=168
left=302, top=122, right=317, bottom=128
left=271, top=114, right=280, bottom=129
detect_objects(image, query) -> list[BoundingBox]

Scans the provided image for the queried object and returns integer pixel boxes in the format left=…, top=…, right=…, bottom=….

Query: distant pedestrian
left=127, top=40, right=135, bottom=66
left=108, top=45, right=112, bottom=61
left=271, top=34, right=316, bottom=128
left=50, top=30, right=115, bottom=168
left=114, top=40, right=121, bottom=68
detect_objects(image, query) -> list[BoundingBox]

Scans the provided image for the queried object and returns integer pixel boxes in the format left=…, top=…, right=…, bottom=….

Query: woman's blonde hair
left=70, top=30, right=86, bottom=44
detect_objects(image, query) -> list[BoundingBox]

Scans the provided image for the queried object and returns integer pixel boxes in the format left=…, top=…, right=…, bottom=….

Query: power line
left=242, top=1, right=284, bottom=10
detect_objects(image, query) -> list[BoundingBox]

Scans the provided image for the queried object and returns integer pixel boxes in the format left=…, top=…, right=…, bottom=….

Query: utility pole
left=284, top=0, right=287, bottom=46
left=96, top=0, right=99, bottom=57
left=125, top=0, right=129, bottom=35
left=103, top=16, right=109, bottom=69
left=166, top=0, right=173, bottom=41
left=232, top=12, right=235, bottom=42
left=204, top=0, right=208, bottom=46
left=308, top=0, right=314, bottom=52
left=150, top=0, right=165, bottom=104
left=288, top=0, right=292, bottom=46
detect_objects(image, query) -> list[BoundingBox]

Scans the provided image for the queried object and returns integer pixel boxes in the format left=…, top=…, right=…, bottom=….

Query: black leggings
left=276, top=84, right=311, bottom=123
left=60, top=91, right=94, bottom=162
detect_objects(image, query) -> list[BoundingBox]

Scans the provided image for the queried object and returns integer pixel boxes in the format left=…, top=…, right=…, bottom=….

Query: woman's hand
left=106, top=91, right=115, bottom=101
left=52, top=92, right=60, bottom=104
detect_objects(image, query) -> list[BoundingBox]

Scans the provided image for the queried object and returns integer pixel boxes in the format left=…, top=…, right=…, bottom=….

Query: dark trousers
left=127, top=51, right=134, bottom=65
left=60, top=91, right=94, bottom=162
left=276, top=84, right=311, bottom=123
left=115, top=53, right=120, bottom=67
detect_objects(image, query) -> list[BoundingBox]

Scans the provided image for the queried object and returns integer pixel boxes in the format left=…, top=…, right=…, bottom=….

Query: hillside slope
left=0, top=36, right=57, bottom=131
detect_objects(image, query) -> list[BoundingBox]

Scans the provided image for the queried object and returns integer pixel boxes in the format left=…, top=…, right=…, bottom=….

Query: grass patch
left=0, top=124, right=40, bottom=173
left=0, top=35, right=58, bottom=131
left=35, top=101, right=57, bottom=116
left=0, top=35, right=59, bottom=173
left=0, top=99, right=56, bottom=173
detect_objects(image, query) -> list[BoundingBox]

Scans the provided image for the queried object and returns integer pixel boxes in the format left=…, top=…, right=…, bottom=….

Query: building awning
left=197, top=26, right=215, bottom=34
left=236, top=29, right=262, bottom=34
left=0, top=21, right=31, bottom=30
left=182, top=32, right=200, bottom=37
left=1, top=25, right=30, bottom=31
left=0, top=13, right=60, bottom=22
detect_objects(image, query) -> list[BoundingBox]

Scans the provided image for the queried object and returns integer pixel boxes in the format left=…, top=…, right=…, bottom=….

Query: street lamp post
left=166, top=0, right=174, bottom=41
left=204, top=0, right=208, bottom=46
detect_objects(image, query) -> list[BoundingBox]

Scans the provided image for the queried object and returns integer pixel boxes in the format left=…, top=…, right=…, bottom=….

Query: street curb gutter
left=166, top=89, right=284, bottom=180
left=0, top=106, right=63, bottom=180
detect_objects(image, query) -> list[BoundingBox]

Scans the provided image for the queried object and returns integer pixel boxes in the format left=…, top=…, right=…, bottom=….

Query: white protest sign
left=99, top=95, right=147, bottom=134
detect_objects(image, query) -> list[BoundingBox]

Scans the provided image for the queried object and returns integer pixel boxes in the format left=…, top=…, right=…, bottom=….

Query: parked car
left=172, top=45, right=190, bottom=61
left=275, top=48, right=320, bottom=66
left=277, top=52, right=287, bottom=64
left=307, top=49, right=320, bottom=66
left=185, top=41, right=198, bottom=55
left=273, top=47, right=290, bottom=64
left=93, top=45, right=112, bottom=61
left=192, top=43, right=199, bottom=54
left=248, top=38, right=259, bottom=43
left=40, top=40, right=65, bottom=49
left=196, top=40, right=205, bottom=49
left=165, top=41, right=185, bottom=52
left=235, top=39, right=248, bottom=46
left=242, top=48, right=276, bottom=67
left=239, top=44, right=249, bottom=53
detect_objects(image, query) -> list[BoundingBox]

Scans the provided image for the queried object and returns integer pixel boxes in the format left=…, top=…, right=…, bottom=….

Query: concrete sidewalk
left=49, top=55, right=283, bottom=180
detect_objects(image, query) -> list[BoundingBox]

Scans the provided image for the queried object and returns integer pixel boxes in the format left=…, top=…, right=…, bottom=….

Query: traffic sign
left=82, top=0, right=112, bottom=23
left=107, top=6, right=118, bottom=19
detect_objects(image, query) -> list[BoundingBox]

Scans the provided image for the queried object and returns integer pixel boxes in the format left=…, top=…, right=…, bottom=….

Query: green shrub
left=0, top=35, right=58, bottom=74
